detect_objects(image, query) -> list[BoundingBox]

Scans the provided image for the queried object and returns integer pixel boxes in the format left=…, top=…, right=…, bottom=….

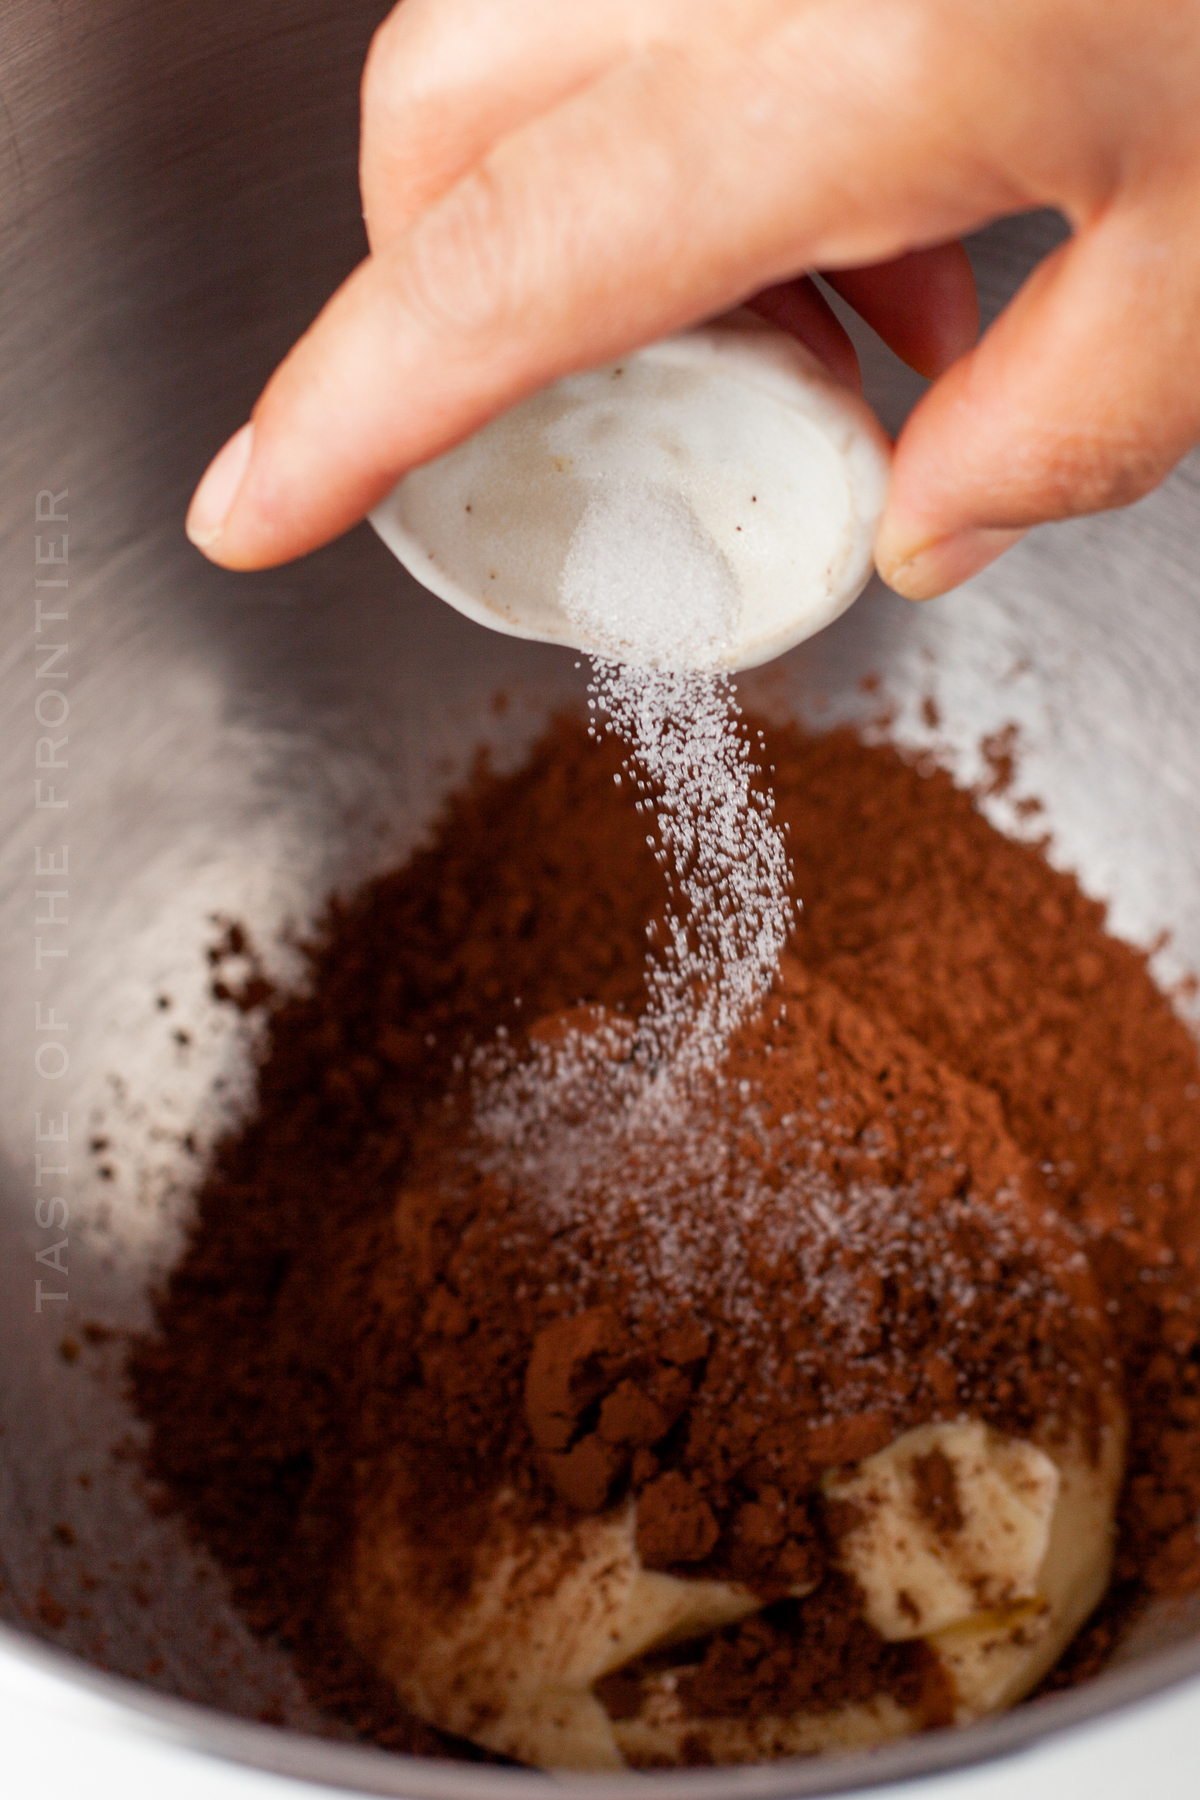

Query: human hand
left=187, top=0, right=1200, bottom=601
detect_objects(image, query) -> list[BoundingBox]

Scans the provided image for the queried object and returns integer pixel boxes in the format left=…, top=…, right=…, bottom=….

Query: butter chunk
left=825, top=1419, right=1060, bottom=1640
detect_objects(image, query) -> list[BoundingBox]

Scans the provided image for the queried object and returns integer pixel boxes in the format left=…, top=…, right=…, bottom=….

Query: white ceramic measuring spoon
left=370, top=311, right=891, bottom=674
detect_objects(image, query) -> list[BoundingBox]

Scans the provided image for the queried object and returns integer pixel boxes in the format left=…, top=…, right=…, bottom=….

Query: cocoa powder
left=384, top=951, right=1113, bottom=1581
left=130, top=714, right=1200, bottom=1756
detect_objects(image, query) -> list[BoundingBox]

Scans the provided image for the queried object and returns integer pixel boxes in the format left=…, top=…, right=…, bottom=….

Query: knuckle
left=401, top=164, right=527, bottom=343
left=1039, top=430, right=1167, bottom=517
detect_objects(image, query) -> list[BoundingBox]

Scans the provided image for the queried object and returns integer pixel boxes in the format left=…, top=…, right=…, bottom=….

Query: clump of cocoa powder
left=129, top=714, right=1200, bottom=1754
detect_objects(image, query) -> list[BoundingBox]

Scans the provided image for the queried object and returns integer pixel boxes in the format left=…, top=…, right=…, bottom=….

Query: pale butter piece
left=346, top=1410, right=1125, bottom=1769
left=341, top=1488, right=761, bottom=1771
left=929, top=1418, right=1126, bottom=1718
left=825, top=1419, right=1060, bottom=1640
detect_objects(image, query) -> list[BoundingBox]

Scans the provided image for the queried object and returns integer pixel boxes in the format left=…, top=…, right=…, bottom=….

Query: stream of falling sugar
left=587, top=659, right=794, bottom=1083
left=477, top=479, right=795, bottom=1138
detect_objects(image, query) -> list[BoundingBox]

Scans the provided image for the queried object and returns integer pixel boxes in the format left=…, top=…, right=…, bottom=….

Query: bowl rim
left=5, top=1610, right=1200, bottom=1798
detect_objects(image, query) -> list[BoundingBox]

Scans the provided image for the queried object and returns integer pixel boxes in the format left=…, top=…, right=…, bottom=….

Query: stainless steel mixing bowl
left=4, top=4, right=1200, bottom=1794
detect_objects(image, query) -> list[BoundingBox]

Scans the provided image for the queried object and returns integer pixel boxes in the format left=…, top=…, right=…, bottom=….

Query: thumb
left=876, top=198, right=1200, bottom=598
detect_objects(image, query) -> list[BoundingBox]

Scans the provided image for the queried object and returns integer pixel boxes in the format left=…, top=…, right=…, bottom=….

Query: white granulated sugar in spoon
left=560, top=480, right=738, bottom=670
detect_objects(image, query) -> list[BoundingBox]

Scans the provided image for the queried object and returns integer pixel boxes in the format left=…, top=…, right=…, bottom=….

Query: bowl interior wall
left=3, top=3, right=1200, bottom=1792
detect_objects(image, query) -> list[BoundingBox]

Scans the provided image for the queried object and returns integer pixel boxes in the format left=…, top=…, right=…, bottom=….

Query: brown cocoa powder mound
left=343, top=946, right=1113, bottom=1730
left=381, top=950, right=1114, bottom=1604
left=129, top=715, right=1200, bottom=1754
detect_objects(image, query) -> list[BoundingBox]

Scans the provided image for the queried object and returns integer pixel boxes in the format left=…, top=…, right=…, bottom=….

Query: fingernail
left=186, top=422, right=254, bottom=550
left=883, top=525, right=1026, bottom=601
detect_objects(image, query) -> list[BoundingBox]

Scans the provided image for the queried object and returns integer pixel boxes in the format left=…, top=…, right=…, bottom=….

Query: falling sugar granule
left=525, top=480, right=795, bottom=1103
left=477, top=482, right=795, bottom=1195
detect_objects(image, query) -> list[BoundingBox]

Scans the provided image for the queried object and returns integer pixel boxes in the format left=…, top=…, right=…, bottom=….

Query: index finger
left=188, top=23, right=1007, bottom=568
left=361, top=0, right=636, bottom=248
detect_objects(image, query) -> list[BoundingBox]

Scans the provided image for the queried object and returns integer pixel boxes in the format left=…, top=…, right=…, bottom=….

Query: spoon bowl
left=370, top=314, right=892, bottom=672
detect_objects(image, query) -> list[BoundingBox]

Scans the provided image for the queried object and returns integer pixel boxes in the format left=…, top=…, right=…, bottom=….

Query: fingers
left=747, top=278, right=862, bottom=391
left=191, top=32, right=955, bottom=570
left=187, top=3, right=1085, bottom=573
left=751, top=242, right=977, bottom=398
left=360, top=0, right=637, bottom=249
left=823, top=241, right=979, bottom=380
left=876, top=196, right=1200, bottom=597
